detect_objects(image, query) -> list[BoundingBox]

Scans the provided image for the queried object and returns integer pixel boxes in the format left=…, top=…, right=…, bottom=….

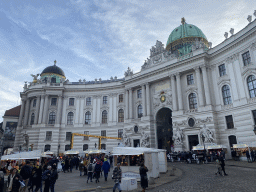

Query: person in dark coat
left=7, top=168, right=21, bottom=192
left=94, top=161, right=102, bottom=183
left=64, top=158, right=70, bottom=173
left=112, top=163, right=122, bottom=192
left=139, top=163, right=148, bottom=192
left=20, top=161, right=32, bottom=192
left=50, top=164, right=58, bottom=192
left=219, top=155, right=228, bottom=176
left=102, top=158, right=110, bottom=181
left=32, top=164, right=43, bottom=192
left=42, top=165, right=52, bottom=192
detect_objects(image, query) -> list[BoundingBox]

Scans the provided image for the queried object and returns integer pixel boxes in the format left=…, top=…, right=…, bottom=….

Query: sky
left=0, top=0, right=255, bottom=122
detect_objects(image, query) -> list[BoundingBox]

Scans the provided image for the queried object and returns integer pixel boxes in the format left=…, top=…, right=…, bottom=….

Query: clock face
left=160, top=95, right=166, bottom=103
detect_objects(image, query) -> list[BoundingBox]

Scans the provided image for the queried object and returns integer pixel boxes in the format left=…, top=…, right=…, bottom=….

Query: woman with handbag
left=139, top=163, right=148, bottom=192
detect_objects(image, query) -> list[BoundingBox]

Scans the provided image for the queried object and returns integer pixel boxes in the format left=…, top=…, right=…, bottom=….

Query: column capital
left=193, top=66, right=200, bottom=72
left=175, top=72, right=181, bottom=77
left=169, top=74, right=175, bottom=79
left=36, top=95, right=41, bottom=98
left=58, top=95, right=63, bottom=98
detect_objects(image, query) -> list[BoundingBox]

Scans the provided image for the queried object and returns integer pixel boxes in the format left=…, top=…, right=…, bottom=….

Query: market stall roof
left=192, top=146, right=205, bottom=151
left=233, top=144, right=248, bottom=148
left=63, top=150, right=79, bottom=155
left=112, top=147, right=164, bottom=156
left=1, top=150, right=42, bottom=160
left=87, top=149, right=108, bottom=154
left=207, top=145, right=227, bottom=150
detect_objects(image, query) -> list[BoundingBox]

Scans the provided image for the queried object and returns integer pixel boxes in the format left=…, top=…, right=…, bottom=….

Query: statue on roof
left=124, top=67, right=133, bottom=77
left=54, top=60, right=57, bottom=65
left=181, top=17, right=186, bottom=25
left=31, top=74, right=40, bottom=83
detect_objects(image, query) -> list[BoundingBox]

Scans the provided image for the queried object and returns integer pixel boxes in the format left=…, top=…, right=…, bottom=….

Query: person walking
left=20, top=161, right=32, bottom=192
left=49, top=164, right=58, bottom=192
left=7, top=168, right=21, bottom=192
left=87, top=162, right=93, bottom=183
left=102, top=158, right=110, bottom=181
left=31, top=163, right=42, bottom=192
left=139, top=163, right=148, bottom=192
left=112, top=163, right=122, bottom=192
left=219, top=154, right=228, bottom=176
left=42, top=165, right=52, bottom=192
left=94, top=161, right=102, bottom=183
left=79, top=161, right=85, bottom=176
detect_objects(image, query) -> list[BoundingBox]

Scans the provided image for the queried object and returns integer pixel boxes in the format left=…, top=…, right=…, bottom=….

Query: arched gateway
left=156, top=108, right=173, bottom=151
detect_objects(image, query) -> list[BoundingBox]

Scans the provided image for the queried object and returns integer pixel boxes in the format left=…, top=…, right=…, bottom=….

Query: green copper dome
left=166, top=18, right=209, bottom=56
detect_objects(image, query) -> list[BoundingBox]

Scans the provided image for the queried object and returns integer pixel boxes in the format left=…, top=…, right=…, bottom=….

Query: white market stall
left=207, top=145, right=227, bottom=150
left=1, top=150, right=42, bottom=160
left=63, top=150, right=79, bottom=155
left=112, top=147, right=167, bottom=180
left=233, top=144, right=249, bottom=161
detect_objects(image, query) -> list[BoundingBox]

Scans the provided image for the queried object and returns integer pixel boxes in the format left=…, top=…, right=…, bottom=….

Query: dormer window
left=51, top=77, right=56, bottom=83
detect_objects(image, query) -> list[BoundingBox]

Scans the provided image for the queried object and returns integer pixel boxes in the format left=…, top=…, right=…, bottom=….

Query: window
left=51, top=77, right=56, bottom=83
left=218, top=64, right=226, bottom=77
left=66, top=132, right=72, bottom=141
left=222, top=85, right=232, bottom=105
left=225, top=115, right=234, bottom=129
left=252, top=110, right=256, bottom=125
left=65, top=145, right=71, bottom=151
left=44, top=145, right=51, bottom=152
left=30, top=113, right=35, bottom=125
left=242, top=51, right=251, bottom=66
left=33, top=99, right=37, bottom=107
left=83, top=144, right=88, bottom=151
left=189, top=93, right=197, bottom=109
left=188, top=118, right=195, bottom=127
left=86, top=97, right=91, bottom=106
left=51, top=98, right=57, bottom=106
left=118, top=109, right=124, bottom=122
left=46, top=131, right=52, bottom=141
left=67, top=112, right=74, bottom=125
left=119, top=94, right=124, bottom=103
left=69, top=98, right=75, bottom=106
left=138, top=105, right=143, bottom=118
left=102, top=110, right=107, bottom=124
left=101, top=144, right=106, bottom=150
left=137, top=89, right=142, bottom=98
left=48, top=112, right=55, bottom=124
left=187, top=74, right=194, bottom=85
left=247, top=75, right=256, bottom=98
left=84, top=131, right=89, bottom=140
left=101, top=130, right=106, bottom=137
left=103, top=96, right=108, bottom=104
left=118, top=129, right=123, bottom=138
left=85, top=111, right=91, bottom=124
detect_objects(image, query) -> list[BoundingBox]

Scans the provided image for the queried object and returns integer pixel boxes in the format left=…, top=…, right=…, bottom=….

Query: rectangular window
left=218, top=64, right=226, bottom=77
left=84, top=131, right=89, bottom=140
left=137, top=89, right=142, bottom=98
left=252, top=110, right=256, bottom=125
left=66, top=132, right=72, bottom=141
left=86, top=97, right=91, bottom=106
left=65, top=145, right=71, bottom=151
left=103, top=96, right=108, bottom=104
left=33, top=99, right=37, bottom=107
left=225, top=115, right=234, bottom=129
left=101, top=144, right=106, bottom=150
left=69, top=98, right=75, bottom=106
left=187, top=74, right=194, bottom=85
left=101, top=130, right=106, bottom=137
left=242, top=51, right=251, bottom=66
left=119, top=94, right=124, bottom=103
left=51, top=98, right=57, bottom=106
left=118, top=129, right=123, bottom=138
left=46, top=131, right=52, bottom=141
left=44, top=145, right=51, bottom=152
left=83, top=144, right=88, bottom=151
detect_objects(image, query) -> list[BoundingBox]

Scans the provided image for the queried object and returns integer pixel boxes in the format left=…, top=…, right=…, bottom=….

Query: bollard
left=96, top=186, right=102, bottom=192
left=148, top=177, right=155, bottom=185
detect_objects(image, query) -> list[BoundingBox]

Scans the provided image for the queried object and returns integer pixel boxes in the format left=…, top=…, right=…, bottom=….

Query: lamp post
left=58, top=144, right=60, bottom=157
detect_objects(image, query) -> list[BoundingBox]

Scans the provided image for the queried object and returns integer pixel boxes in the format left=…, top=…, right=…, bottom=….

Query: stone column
left=56, top=95, right=63, bottom=125
left=42, top=95, right=49, bottom=124
left=129, top=89, right=133, bottom=119
left=34, top=96, right=41, bottom=124
left=195, top=67, right=204, bottom=106
left=176, top=73, right=183, bottom=110
left=125, top=90, right=129, bottom=120
left=38, top=95, right=45, bottom=124
left=142, top=84, right=146, bottom=116
left=96, top=96, right=101, bottom=123
left=92, top=96, right=97, bottom=124
left=79, top=96, right=85, bottom=124
left=61, top=97, right=67, bottom=124
left=109, top=95, right=113, bottom=122
left=23, top=98, right=30, bottom=126
left=201, top=66, right=211, bottom=105
left=170, top=75, right=178, bottom=111
left=75, top=96, right=80, bottom=125
left=18, top=99, right=26, bottom=127
left=146, top=84, right=151, bottom=116
left=113, top=94, right=117, bottom=122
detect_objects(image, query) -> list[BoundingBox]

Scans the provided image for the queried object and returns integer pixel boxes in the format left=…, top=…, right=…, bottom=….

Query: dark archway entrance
left=156, top=108, right=173, bottom=151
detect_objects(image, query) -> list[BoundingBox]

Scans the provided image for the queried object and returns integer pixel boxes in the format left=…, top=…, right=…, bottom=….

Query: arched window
left=102, top=110, right=107, bottom=124
left=48, top=112, right=55, bottom=124
left=44, top=144, right=51, bottom=152
left=67, top=112, right=74, bottom=125
left=247, top=75, right=256, bottom=98
left=222, top=85, right=232, bottom=105
left=30, top=113, right=35, bottom=125
left=118, top=109, right=124, bottom=122
left=138, top=105, right=143, bottom=118
left=85, top=111, right=91, bottom=124
left=83, top=144, right=88, bottom=151
left=189, top=93, right=197, bottom=109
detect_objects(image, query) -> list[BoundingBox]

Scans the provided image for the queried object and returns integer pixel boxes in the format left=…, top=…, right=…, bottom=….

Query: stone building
left=11, top=16, right=256, bottom=158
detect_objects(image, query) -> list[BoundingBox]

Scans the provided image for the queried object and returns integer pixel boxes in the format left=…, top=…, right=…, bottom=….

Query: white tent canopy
left=112, top=147, right=164, bottom=156
left=87, top=149, right=108, bottom=154
left=207, top=145, right=227, bottom=150
left=233, top=144, right=248, bottom=148
left=249, top=142, right=256, bottom=147
left=1, top=150, right=42, bottom=160
left=63, top=150, right=79, bottom=155
left=192, top=145, right=205, bottom=151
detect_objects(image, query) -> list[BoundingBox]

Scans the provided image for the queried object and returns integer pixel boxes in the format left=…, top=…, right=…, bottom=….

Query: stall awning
left=207, top=145, right=227, bottom=150
left=112, top=147, right=164, bottom=156
left=63, top=150, right=79, bottom=155
left=1, top=150, right=42, bottom=160
left=233, top=144, right=248, bottom=148
left=87, top=149, right=108, bottom=154
left=192, top=146, right=205, bottom=151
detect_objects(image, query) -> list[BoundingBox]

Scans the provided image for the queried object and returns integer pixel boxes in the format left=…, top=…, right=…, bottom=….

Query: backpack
left=88, top=164, right=93, bottom=172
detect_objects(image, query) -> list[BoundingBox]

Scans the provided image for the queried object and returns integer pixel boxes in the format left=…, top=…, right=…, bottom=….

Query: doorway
left=156, top=108, right=173, bottom=151
left=228, top=135, right=237, bottom=149
left=188, top=135, right=199, bottom=151
left=133, top=139, right=140, bottom=147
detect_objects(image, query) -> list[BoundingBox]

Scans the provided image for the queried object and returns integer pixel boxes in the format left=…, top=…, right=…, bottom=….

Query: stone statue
left=122, top=131, right=131, bottom=147
left=208, top=42, right=212, bottom=49
left=141, top=131, right=149, bottom=147
left=247, top=15, right=252, bottom=23
left=173, top=127, right=183, bottom=145
left=230, top=28, right=234, bottom=35
left=22, top=134, right=29, bottom=151
left=23, top=81, right=28, bottom=90
left=224, top=32, right=228, bottom=39
left=124, top=67, right=133, bottom=77
left=199, top=124, right=214, bottom=143
left=31, top=74, right=39, bottom=83
left=254, top=10, right=256, bottom=18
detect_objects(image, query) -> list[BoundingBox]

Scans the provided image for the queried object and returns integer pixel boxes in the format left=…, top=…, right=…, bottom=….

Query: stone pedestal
left=174, top=144, right=183, bottom=152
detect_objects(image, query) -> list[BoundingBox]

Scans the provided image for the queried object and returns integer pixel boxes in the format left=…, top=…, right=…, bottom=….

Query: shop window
left=101, top=144, right=106, bottom=150
left=65, top=145, right=71, bottom=151
left=66, top=132, right=72, bottom=141
left=83, top=144, right=88, bottom=151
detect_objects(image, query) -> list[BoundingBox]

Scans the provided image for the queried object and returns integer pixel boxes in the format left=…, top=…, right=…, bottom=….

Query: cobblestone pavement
left=148, top=161, right=256, bottom=192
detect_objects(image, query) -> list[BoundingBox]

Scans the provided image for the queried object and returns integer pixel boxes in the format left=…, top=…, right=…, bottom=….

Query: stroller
left=215, top=159, right=223, bottom=176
